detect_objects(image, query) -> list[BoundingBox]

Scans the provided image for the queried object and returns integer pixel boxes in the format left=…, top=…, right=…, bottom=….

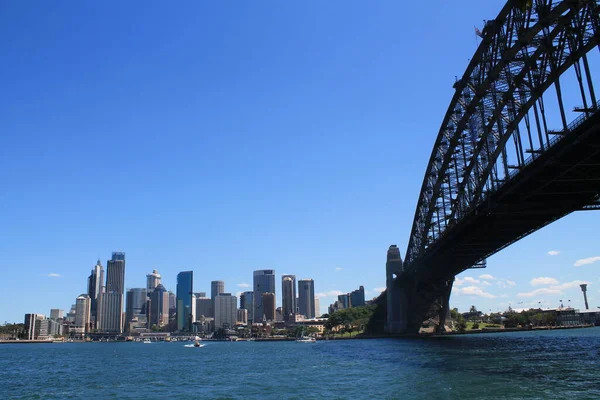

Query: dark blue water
left=1, top=328, right=599, bottom=399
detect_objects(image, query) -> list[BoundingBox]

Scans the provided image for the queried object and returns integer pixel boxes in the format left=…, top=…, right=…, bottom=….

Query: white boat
left=296, top=336, right=316, bottom=343
left=143, top=338, right=152, bottom=344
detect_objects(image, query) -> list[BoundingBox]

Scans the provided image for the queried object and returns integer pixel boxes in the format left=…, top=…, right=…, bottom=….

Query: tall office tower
left=50, top=309, right=64, bottom=320
left=350, top=286, right=365, bottom=307
left=338, top=294, right=351, bottom=309
left=146, top=269, right=162, bottom=291
left=176, top=271, right=194, bottom=331
left=66, top=304, right=77, bottom=323
left=237, top=308, right=248, bottom=325
left=195, top=292, right=207, bottom=298
left=24, top=313, right=44, bottom=340
left=298, top=279, right=315, bottom=319
left=281, top=275, right=296, bottom=323
left=87, top=259, right=104, bottom=325
left=214, top=293, right=237, bottom=330
left=195, top=297, right=212, bottom=320
left=314, top=297, right=321, bottom=318
left=99, top=252, right=126, bottom=333
left=75, top=294, right=91, bottom=334
left=240, top=291, right=254, bottom=323
left=210, top=280, right=225, bottom=318
left=168, top=291, right=176, bottom=311
left=261, top=292, right=276, bottom=321
left=150, top=284, right=169, bottom=328
left=125, top=288, right=148, bottom=332
left=191, top=293, right=197, bottom=323
left=253, top=270, right=276, bottom=323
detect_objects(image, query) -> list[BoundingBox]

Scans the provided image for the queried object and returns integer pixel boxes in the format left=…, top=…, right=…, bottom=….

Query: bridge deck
left=409, top=110, right=600, bottom=280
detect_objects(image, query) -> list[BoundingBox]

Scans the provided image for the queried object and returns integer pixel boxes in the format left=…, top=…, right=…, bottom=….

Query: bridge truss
left=405, top=0, right=600, bottom=273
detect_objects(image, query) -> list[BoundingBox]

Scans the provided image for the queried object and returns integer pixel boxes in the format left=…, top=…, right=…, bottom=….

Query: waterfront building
left=195, top=297, right=212, bottom=320
left=281, top=275, right=296, bottom=323
left=24, top=313, right=44, bottom=340
left=87, top=259, right=104, bottom=327
left=261, top=292, right=276, bottom=321
left=50, top=309, right=64, bottom=320
left=149, top=284, right=169, bottom=328
left=253, top=270, right=276, bottom=323
left=74, top=294, right=91, bottom=336
left=298, top=279, right=315, bottom=319
left=237, top=308, right=248, bottom=325
left=177, top=271, right=194, bottom=331
left=350, top=286, right=365, bottom=308
left=240, top=291, right=254, bottom=323
left=146, top=269, right=162, bottom=291
left=214, top=293, right=237, bottom=330
left=98, top=252, right=126, bottom=333
left=38, top=318, right=61, bottom=339
left=125, top=288, right=148, bottom=332
left=338, top=294, right=351, bottom=309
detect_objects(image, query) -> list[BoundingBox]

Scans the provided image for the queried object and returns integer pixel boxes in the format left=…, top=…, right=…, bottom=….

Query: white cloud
left=373, top=287, right=386, bottom=293
left=481, top=281, right=491, bottom=286
left=335, top=267, right=343, bottom=271
left=479, top=274, right=495, bottom=280
left=497, top=279, right=516, bottom=288
left=530, top=277, right=560, bottom=287
left=47, top=273, right=61, bottom=278
left=315, top=290, right=344, bottom=298
left=518, top=280, right=590, bottom=297
left=237, top=283, right=250, bottom=288
left=574, top=256, right=600, bottom=267
left=455, top=278, right=464, bottom=287
left=548, top=250, right=560, bottom=256
left=464, top=277, right=480, bottom=284
left=457, top=286, right=497, bottom=299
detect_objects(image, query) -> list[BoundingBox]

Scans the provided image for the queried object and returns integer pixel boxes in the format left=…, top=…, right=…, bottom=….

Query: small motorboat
left=295, top=336, right=316, bottom=343
left=143, top=338, right=152, bottom=344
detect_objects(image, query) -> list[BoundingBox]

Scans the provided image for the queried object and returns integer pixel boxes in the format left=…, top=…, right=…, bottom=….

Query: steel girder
left=405, top=0, right=600, bottom=271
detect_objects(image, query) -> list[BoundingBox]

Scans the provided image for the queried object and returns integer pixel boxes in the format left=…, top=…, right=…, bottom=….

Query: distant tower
left=253, top=270, right=276, bottom=323
left=87, top=259, right=104, bottom=325
left=146, top=270, right=162, bottom=291
left=298, top=279, right=315, bottom=319
left=176, top=271, right=194, bottom=331
left=98, top=252, right=126, bottom=333
left=580, top=284, right=589, bottom=310
left=281, top=275, right=296, bottom=322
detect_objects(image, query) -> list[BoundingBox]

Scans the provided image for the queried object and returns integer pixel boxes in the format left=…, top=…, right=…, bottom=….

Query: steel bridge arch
left=405, top=0, right=600, bottom=271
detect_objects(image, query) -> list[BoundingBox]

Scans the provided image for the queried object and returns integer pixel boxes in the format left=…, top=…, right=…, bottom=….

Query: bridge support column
left=436, top=278, right=454, bottom=335
left=385, top=245, right=406, bottom=333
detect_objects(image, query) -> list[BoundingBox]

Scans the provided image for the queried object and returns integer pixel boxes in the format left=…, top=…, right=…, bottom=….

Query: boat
left=143, top=338, right=152, bottom=344
left=296, top=336, right=316, bottom=343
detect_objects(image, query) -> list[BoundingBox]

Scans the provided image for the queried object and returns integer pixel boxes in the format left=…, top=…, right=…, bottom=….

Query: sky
left=1, top=1, right=599, bottom=323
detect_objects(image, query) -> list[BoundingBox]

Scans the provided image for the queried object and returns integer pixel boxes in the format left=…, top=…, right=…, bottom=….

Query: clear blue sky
left=1, top=1, right=598, bottom=323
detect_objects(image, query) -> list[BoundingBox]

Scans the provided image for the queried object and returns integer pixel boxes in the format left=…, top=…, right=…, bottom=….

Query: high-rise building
left=50, top=309, right=64, bottom=320
left=125, top=288, right=148, bottom=332
left=177, top=271, right=194, bottom=331
left=38, top=318, right=61, bottom=339
left=338, top=294, right=351, bottom=309
left=75, top=294, right=91, bottom=335
left=214, top=293, right=237, bottom=330
left=314, top=297, right=321, bottom=318
left=146, top=269, right=162, bottom=291
left=261, top=292, right=276, bottom=321
left=350, top=286, right=365, bottom=308
left=168, top=291, right=176, bottom=311
left=195, top=292, right=207, bottom=298
left=150, top=284, right=169, bottom=328
left=253, top=270, right=275, bottom=323
left=87, top=259, right=104, bottom=325
left=195, top=297, right=212, bottom=320
left=237, top=309, right=248, bottom=325
left=210, top=280, right=225, bottom=318
left=281, top=275, right=296, bottom=323
left=298, top=279, right=315, bottom=319
left=24, top=313, right=44, bottom=340
left=98, top=252, right=126, bottom=333
left=240, top=291, right=254, bottom=323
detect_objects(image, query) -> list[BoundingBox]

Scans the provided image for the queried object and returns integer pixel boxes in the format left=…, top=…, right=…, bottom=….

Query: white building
left=237, top=308, right=248, bottom=325
left=74, top=294, right=91, bottom=335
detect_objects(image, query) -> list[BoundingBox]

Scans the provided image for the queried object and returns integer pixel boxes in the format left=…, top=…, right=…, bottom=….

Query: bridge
left=385, top=0, right=600, bottom=334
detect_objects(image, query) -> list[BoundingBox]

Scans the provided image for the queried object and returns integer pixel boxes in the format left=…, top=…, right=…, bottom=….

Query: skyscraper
left=240, top=291, right=254, bottom=323
left=99, top=252, right=126, bottom=333
left=261, top=292, right=276, bottom=321
left=87, top=259, right=104, bottom=325
left=150, top=284, right=169, bottom=328
left=146, top=269, right=162, bottom=291
left=214, top=293, right=237, bottom=329
left=195, top=296, right=212, bottom=320
left=253, top=270, right=275, bottom=323
left=176, top=271, right=194, bottom=331
left=350, top=286, right=365, bottom=308
left=75, top=294, right=91, bottom=335
left=50, top=309, right=64, bottom=320
left=210, top=280, right=225, bottom=318
left=338, top=294, right=351, bottom=309
left=24, top=313, right=44, bottom=340
left=281, top=275, right=296, bottom=322
left=298, top=279, right=315, bottom=319
left=125, top=288, right=148, bottom=332
left=314, top=297, right=321, bottom=318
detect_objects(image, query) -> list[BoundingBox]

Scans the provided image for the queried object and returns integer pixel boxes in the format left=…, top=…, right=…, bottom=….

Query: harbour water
left=1, top=327, right=599, bottom=399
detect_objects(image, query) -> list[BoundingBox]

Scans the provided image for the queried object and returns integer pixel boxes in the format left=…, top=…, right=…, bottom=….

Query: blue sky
left=1, top=1, right=598, bottom=323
